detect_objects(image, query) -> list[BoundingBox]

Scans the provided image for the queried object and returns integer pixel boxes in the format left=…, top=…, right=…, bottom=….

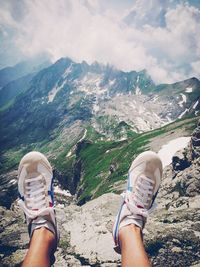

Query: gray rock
left=0, top=170, right=18, bottom=209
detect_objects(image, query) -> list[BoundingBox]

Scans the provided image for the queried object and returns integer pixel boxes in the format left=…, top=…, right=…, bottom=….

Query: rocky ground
left=0, top=121, right=200, bottom=267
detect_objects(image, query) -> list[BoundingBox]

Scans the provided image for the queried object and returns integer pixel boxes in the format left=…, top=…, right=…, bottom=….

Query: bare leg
left=22, top=227, right=56, bottom=267
left=119, top=224, right=151, bottom=267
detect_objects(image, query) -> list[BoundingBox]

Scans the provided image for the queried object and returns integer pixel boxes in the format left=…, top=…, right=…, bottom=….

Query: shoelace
left=18, top=174, right=53, bottom=220
left=25, top=174, right=46, bottom=210
left=122, top=174, right=156, bottom=217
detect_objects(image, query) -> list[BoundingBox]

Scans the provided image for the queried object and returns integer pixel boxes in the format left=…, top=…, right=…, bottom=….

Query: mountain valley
left=0, top=58, right=200, bottom=266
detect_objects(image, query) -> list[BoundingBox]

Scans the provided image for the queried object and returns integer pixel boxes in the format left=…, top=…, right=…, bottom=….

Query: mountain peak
left=54, top=57, right=74, bottom=66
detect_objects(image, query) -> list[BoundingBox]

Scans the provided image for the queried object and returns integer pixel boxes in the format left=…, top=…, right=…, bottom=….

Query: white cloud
left=0, top=0, right=199, bottom=83
left=191, top=60, right=200, bottom=77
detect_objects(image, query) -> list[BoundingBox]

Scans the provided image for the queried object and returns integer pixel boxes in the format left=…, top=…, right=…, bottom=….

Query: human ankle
left=119, top=224, right=141, bottom=239
left=32, top=227, right=55, bottom=242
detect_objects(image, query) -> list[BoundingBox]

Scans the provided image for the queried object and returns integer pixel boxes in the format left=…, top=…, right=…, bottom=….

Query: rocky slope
left=1, top=58, right=200, bottom=150
left=0, top=120, right=200, bottom=267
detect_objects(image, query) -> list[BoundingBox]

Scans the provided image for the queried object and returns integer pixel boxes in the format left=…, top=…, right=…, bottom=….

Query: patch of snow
left=62, top=63, right=73, bottom=79
left=67, top=150, right=72, bottom=157
left=193, top=100, right=199, bottom=109
left=181, top=93, right=187, bottom=103
left=162, top=116, right=174, bottom=126
left=178, top=93, right=187, bottom=108
left=119, top=137, right=127, bottom=141
left=158, top=137, right=190, bottom=168
left=78, top=85, right=91, bottom=95
left=109, top=79, right=115, bottom=86
left=178, top=108, right=189, bottom=119
left=70, top=91, right=74, bottom=95
left=41, top=97, right=45, bottom=104
left=136, top=75, right=140, bottom=83
left=9, top=179, right=17, bottom=185
left=166, top=116, right=173, bottom=122
left=54, top=185, right=72, bottom=197
left=78, top=73, right=107, bottom=96
left=185, top=87, right=193, bottom=93
left=135, top=86, right=141, bottom=95
left=77, top=129, right=87, bottom=143
left=106, top=150, right=110, bottom=153
left=48, top=80, right=67, bottom=103
left=153, top=95, right=159, bottom=102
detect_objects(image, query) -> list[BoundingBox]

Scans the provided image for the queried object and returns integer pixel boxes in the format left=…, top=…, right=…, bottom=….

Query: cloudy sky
left=0, top=0, right=200, bottom=83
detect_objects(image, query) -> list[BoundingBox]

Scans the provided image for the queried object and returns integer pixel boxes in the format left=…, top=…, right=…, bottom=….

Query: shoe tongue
left=32, top=216, right=47, bottom=225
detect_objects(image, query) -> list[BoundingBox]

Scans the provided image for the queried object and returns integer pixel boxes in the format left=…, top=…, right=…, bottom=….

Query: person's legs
left=113, top=151, right=163, bottom=266
left=22, top=228, right=56, bottom=267
left=18, top=151, right=59, bottom=267
left=119, top=225, right=151, bottom=267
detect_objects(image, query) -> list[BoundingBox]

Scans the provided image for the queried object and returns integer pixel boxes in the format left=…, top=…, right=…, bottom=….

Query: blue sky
left=0, top=0, right=200, bottom=83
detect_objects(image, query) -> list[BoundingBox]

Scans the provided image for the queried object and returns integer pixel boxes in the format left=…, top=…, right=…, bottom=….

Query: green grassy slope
left=0, top=115, right=199, bottom=205
left=73, top=115, right=200, bottom=204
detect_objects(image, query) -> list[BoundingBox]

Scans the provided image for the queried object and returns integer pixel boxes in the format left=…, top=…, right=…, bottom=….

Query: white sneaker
left=112, top=151, right=163, bottom=253
left=18, top=151, right=59, bottom=245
